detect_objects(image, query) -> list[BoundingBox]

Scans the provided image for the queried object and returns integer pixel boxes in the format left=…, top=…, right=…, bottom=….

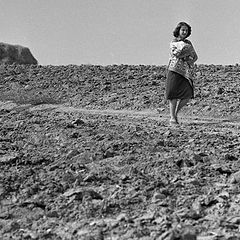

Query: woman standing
left=166, top=22, right=198, bottom=125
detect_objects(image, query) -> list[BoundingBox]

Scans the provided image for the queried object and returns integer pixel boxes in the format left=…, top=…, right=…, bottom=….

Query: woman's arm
left=185, top=40, right=198, bottom=63
left=186, top=45, right=198, bottom=65
left=191, top=47, right=198, bottom=62
left=170, top=41, right=193, bottom=59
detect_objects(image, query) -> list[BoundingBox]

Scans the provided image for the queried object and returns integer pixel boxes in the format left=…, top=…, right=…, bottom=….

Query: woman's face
left=179, top=25, right=188, bottom=39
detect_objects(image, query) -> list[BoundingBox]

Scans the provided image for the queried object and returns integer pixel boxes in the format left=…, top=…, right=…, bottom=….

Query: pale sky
left=0, top=0, right=239, bottom=66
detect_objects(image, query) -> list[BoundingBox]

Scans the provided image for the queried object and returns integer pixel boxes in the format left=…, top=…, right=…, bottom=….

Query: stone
left=229, top=170, right=240, bottom=184
left=181, top=226, right=197, bottom=240
left=152, top=192, right=166, bottom=203
left=0, top=42, right=38, bottom=64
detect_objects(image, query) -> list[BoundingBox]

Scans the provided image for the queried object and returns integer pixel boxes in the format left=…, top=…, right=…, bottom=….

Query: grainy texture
left=0, top=64, right=240, bottom=239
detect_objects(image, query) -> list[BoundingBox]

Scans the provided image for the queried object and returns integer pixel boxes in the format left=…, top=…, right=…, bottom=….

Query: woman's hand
left=185, top=55, right=193, bottom=63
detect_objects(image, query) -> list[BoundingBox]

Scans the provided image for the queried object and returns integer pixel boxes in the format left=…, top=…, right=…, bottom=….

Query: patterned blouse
left=168, top=38, right=198, bottom=81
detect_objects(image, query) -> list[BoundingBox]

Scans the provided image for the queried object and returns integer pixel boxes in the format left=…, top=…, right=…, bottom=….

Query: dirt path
left=2, top=100, right=240, bottom=129
left=0, top=102, right=240, bottom=139
left=1, top=100, right=240, bottom=135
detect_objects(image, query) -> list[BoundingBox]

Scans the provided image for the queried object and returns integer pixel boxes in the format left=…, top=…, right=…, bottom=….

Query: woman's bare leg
left=169, top=99, right=178, bottom=122
left=175, top=99, right=190, bottom=118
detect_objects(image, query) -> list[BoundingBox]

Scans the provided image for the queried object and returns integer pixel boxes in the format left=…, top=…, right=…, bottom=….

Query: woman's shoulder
left=184, top=39, right=192, bottom=45
left=171, top=38, right=192, bottom=44
left=171, top=38, right=179, bottom=43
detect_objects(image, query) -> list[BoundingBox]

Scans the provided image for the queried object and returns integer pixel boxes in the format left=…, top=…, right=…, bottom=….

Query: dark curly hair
left=173, top=22, right=191, bottom=38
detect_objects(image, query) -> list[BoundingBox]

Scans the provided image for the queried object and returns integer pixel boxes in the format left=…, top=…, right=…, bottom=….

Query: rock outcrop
left=0, top=42, right=38, bottom=65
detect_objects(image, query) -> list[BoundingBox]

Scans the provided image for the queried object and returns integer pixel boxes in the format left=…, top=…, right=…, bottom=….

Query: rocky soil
left=0, top=63, right=240, bottom=239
